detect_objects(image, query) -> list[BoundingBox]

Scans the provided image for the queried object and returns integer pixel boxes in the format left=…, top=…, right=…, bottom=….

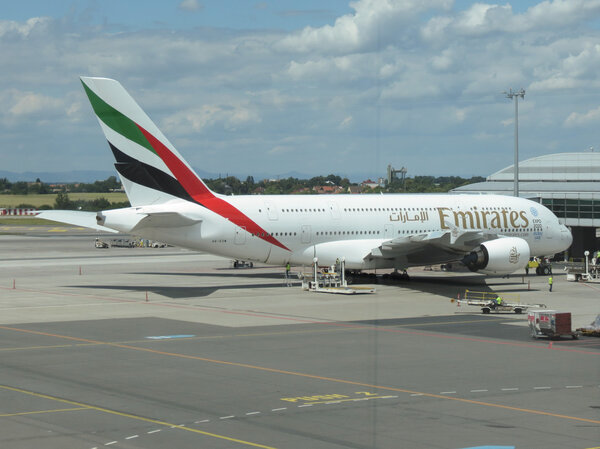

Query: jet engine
left=462, top=237, right=530, bottom=275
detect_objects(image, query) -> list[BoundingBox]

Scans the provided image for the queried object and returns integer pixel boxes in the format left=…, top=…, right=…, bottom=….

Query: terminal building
left=451, top=152, right=600, bottom=258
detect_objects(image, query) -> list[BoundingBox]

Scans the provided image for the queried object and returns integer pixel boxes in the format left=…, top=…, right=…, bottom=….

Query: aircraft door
left=265, top=202, right=278, bottom=220
left=329, top=201, right=340, bottom=220
left=384, top=224, right=394, bottom=239
left=301, top=225, right=311, bottom=244
left=234, top=226, right=246, bottom=245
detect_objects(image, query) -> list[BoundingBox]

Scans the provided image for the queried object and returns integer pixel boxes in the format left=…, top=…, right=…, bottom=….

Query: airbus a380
left=40, top=77, right=572, bottom=276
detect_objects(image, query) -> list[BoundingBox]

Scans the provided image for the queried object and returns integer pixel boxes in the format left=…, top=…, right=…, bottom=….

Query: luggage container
left=528, top=310, right=579, bottom=340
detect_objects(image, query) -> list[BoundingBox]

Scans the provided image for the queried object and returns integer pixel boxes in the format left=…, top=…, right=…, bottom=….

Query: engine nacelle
left=462, top=237, right=530, bottom=275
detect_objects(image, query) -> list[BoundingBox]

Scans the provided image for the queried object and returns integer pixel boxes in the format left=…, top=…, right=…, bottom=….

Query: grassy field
left=0, top=217, right=64, bottom=225
left=0, top=192, right=128, bottom=208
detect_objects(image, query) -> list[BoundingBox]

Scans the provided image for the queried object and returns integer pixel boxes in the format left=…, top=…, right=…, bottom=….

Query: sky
left=2, top=0, right=600, bottom=181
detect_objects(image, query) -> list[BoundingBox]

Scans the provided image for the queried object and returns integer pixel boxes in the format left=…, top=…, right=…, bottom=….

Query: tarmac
left=0, top=225, right=599, bottom=449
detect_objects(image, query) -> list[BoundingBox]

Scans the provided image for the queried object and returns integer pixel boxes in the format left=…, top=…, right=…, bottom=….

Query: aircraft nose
left=560, top=225, right=572, bottom=248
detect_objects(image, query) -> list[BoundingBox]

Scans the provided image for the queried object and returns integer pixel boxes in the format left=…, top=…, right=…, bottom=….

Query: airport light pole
left=504, top=88, right=525, bottom=197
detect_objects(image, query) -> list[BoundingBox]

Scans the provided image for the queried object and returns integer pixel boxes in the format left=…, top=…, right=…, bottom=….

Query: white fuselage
left=121, top=193, right=571, bottom=270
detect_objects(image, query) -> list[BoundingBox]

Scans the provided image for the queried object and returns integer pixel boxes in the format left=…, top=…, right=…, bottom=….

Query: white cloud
left=3, top=2, right=600, bottom=177
left=277, top=0, right=451, bottom=54
left=162, top=103, right=261, bottom=134
left=339, top=116, right=353, bottom=128
left=178, top=0, right=202, bottom=12
left=565, top=106, right=600, bottom=127
left=0, top=17, right=50, bottom=38
left=423, top=0, right=600, bottom=40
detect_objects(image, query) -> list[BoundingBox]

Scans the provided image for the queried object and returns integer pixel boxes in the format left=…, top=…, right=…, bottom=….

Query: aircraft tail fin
left=80, top=77, right=214, bottom=207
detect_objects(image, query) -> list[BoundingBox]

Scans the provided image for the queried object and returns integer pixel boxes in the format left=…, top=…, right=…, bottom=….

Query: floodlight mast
left=503, top=88, right=525, bottom=197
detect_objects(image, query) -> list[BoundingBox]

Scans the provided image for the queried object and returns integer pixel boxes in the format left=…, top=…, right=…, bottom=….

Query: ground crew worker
left=285, top=262, right=291, bottom=286
left=548, top=275, right=553, bottom=292
left=491, top=296, right=502, bottom=309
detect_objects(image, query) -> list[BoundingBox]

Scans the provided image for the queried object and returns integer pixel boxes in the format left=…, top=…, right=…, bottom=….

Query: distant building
left=313, top=185, right=343, bottom=194
left=452, top=152, right=600, bottom=257
left=360, top=179, right=379, bottom=189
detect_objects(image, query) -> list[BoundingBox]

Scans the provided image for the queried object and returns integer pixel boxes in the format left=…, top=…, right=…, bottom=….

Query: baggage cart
left=528, top=310, right=579, bottom=339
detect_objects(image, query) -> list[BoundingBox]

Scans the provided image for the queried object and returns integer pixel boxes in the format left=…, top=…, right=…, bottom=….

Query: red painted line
left=580, top=282, right=600, bottom=292
left=2, top=286, right=598, bottom=355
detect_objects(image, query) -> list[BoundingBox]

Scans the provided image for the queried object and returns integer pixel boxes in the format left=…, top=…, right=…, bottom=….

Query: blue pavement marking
left=145, top=335, right=196, bottom=340
left=458, top=446, right=515, bottom=449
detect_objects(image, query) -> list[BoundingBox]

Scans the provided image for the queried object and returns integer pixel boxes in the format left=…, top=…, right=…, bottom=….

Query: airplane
left=39, top=77, right=573, bottom=277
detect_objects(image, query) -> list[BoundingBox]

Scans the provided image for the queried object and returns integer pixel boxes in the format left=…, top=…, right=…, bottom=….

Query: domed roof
left=488, top=152, right=600, bottom=182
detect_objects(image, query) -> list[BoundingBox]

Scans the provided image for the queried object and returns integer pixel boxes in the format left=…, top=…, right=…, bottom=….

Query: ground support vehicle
left=94, top=238, right=109, bottom=248
left=528, top=257, right=552, bottom=275
left=110, top=238, right=135, bottom=248
left=576, top=314, right=600, bottom=337
left=455, top=290, right=545, bottom=314
left=231, top=260, right=254, bottom=268
left=456, top=298, right=545, bottom=314
left=528, top=310, right=579, bottom=339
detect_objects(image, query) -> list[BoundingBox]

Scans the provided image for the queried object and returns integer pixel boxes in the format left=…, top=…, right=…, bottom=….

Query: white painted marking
left=501, top=388, right=519, bottom=391
left=534, top=386, right=551, bottom=390
left=104, top=442, right=117, bottom=446
left=566, top=385, right=582, bottom=389
left=379, top=395, right=398, bottom=399
left=354, top=398, right=369, bottom=401
left=125, top=435, right=138, bottom=440
left=145, top=334, right=195, bottom=340
left=470, top=389, right=488, bottom=393
left=197, top=419, right=210, bottom=423
left=325, top=401, right=341, bottom=404
left=410, top=393, right=423, bottom=397
left=246, top=411, right=261, bottom=415
left=147, top=429, right=161, bottom=434
left=271, top=407, right=287, bottom=411
left=220, top=415, right=235, bottom=419
left=298, top=404, right=313, bottom=407
left=441, top=391, right=456, bottom=394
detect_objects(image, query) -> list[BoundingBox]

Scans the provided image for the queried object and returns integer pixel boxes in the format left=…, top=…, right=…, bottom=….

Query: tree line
left=0, top=176, right=121, bottom=195
left=205, top=174, right=484, bottom=195
left=1, top=174, right=485, bottom=211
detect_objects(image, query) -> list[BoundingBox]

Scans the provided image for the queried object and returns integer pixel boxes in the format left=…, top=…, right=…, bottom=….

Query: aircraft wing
left=38, top=210, right=119, bottom=233
left=369, top=228, right=498, bottom=266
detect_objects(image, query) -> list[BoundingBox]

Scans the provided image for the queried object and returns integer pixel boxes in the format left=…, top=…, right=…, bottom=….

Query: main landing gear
left=345, top=269, right=410, bottom=284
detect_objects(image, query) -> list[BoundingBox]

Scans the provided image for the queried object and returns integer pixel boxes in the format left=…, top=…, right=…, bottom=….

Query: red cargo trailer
left=528, top=310, right=579, bottom=339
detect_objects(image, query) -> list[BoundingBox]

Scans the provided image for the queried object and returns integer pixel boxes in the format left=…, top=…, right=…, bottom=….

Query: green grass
left=0, top=218, right=64, bottom=225
left=0, top=192, right=128, bottom=208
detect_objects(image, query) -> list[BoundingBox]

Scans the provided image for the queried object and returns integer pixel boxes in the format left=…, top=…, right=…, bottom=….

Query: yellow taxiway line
left=0, top=384, right=277, bottom=449
left=1, top=324, right=599, bottom=427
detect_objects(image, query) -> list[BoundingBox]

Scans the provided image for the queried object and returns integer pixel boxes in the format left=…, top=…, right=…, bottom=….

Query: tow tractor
left=528, top=257, right=552, bottom=275
left=454, top=290, right=546, bottom=314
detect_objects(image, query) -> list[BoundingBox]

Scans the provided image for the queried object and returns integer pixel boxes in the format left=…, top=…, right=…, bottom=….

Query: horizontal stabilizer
left=130, top=210, right=202, bottom=231
left=38, top=210, right=118, bottom=233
